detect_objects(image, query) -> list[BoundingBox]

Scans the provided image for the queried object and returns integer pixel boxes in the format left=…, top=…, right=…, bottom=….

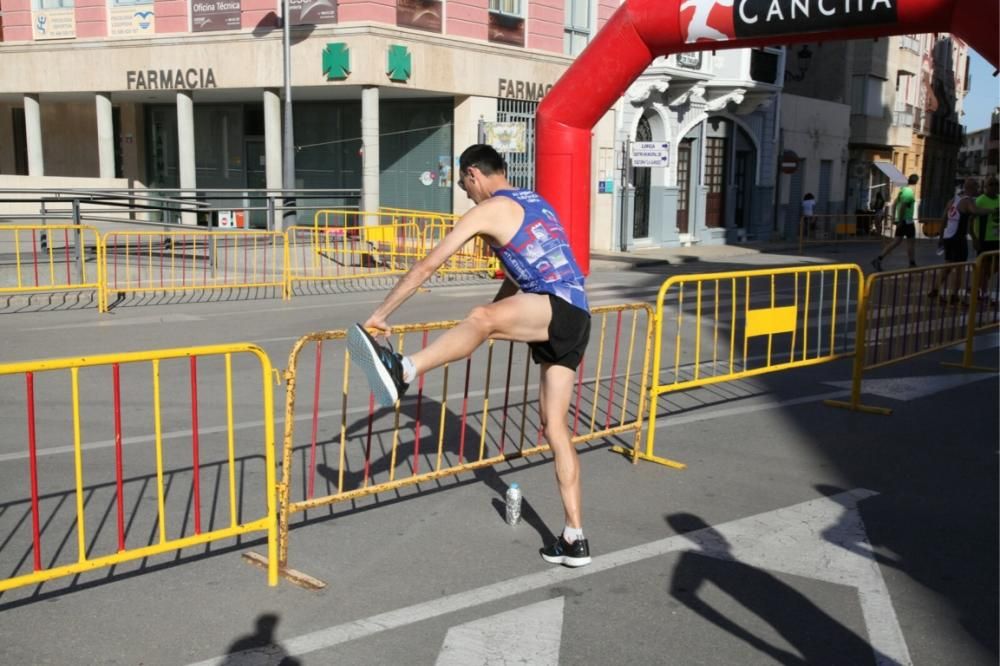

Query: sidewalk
left=589, top=240, right=802, bottom=270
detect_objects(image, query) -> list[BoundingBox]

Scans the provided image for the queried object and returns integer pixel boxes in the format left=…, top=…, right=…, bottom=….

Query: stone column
left=96, top=92, right=116, bottom=179
left=361, top=85, right=380, bottom=219
left=176, top=91, right=197, bottom=225
left=23, top=94, right=44, bottom=176
left=452, top=95, right=497, bottom=215
left=263, top=89, right=282, bottom=192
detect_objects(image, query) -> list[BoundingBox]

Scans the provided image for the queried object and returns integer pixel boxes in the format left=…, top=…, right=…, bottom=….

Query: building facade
left=775, top=92, right=851, bottom=238
left=0, top=0, right=619, bottom=231
left=610, top=47, right=783, bottom=249
left=958, top=107, right=999, bottom=181
left=958, top=125, right=992, bottom=179
left=783, top=34, right=969, bottom=221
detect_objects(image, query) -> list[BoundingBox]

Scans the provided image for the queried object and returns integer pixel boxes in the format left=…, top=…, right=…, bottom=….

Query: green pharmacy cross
left=323, top=43, right=350, bottom=81
left=387, top=45, right=412, bottom=83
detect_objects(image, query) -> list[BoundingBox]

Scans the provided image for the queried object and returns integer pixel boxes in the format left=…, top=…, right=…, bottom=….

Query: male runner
left=347, top=144, right=593, bottom=567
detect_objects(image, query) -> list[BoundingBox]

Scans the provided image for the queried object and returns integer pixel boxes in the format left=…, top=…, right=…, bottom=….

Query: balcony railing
left=892, top=103, right=914, bottom=128
left=899, top=35, right=921, bottom=53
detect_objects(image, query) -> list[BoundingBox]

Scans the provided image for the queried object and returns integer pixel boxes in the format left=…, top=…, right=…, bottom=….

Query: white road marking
left=21, top=313, right=203, bottom=331
left=434, top=597, right=564, bottom=666
left=187, top=489, right=907, bottom=666
left=824, top=373, right=995, bottom=401
left=656, top=390, right=851, bottom=428
left=676, top=488, right=908, bottom=665
left=198, top=298, right=387, bottom=317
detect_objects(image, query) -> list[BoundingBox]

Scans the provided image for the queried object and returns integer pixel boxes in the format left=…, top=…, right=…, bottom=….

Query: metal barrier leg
left=824, top=280, right=892, bottom=415
left=942, top=257, right=997, bottom=372
left=624, top=393, right=686, bottom=469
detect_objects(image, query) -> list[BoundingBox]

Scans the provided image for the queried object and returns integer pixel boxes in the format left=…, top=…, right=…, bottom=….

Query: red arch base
left=537, top=0, right=999, bottom=274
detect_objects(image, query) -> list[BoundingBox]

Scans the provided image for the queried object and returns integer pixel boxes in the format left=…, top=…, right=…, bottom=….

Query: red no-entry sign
left=781, top=150, right=800, bottom=174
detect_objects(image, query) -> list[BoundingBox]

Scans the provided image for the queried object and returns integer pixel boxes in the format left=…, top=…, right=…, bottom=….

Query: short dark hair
left=907, top=174, right=919, bottom=184
left=459, top=144, right=506, bottom=176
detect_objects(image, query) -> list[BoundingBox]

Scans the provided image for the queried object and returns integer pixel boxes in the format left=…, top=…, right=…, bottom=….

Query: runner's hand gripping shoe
left=347, top=324, right=409, bottom=407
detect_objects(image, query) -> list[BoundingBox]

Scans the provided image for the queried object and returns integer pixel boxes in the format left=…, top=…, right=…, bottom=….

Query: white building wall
left=778, top=94, right=852, bottom=238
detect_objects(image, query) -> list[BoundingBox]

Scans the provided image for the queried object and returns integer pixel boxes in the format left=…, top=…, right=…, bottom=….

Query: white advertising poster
left=484, top=122, right=527, bottom=154
left=32, top=7, right=76, bottom=40
left=109, top=4, right=155, bottom=37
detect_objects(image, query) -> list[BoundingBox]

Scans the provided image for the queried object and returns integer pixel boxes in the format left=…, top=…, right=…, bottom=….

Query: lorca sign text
left=126, top=68, right=218, bottom=90
left=681, top=0, right=897, bottom=42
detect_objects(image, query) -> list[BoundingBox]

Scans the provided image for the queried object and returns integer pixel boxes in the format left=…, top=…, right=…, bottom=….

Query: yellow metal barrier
left=0, top=344, right=278, bottom=593
left=288, top=210, right=496, bottom=291
left=826, top=252, right=1000, bottom=414
left=0, top=224, right=104, bottom=309
left=286, top=220, right=422, bottom=288
left=826, top=258, right=990, bottom=414
left=961, top=250, right=1000, bottom=352
left=378, top=206, right=459, bottom=223
left=644, top=264, right=864, bottom=467
left=267, top=303, right=653, bottom=586
left=101, top=230, right=287, bottom=309
left=798, top=214, right=888, bottom=250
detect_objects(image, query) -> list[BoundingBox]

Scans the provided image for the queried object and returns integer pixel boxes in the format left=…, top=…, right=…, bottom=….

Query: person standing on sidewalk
left=346, top=144, right=593, bottom=567
left=872, top=174, right=919, bottom=271
left=800, top=193, right=817, bottom=240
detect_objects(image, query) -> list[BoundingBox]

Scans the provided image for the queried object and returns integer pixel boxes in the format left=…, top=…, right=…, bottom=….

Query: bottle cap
left=509, top=482, right=519, bottom=490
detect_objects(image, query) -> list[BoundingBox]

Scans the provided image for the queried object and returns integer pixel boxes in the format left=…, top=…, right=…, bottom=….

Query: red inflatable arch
left=536, top=0, right=999, bottom=273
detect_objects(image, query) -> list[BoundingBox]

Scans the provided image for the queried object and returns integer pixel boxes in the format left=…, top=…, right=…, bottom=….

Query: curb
left=589, top=243, right=801, bottom=271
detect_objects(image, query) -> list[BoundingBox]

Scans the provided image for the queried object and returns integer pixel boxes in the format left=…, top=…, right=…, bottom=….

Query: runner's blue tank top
left=489, top=189, right=589, bottom=312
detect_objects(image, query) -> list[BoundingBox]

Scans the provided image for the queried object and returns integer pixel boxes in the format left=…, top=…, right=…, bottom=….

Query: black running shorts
left=529, top=294, right=591, bottom=370
left=943, top=235, right=968, bottom=263
left=894, top=222, right=915, bottom=238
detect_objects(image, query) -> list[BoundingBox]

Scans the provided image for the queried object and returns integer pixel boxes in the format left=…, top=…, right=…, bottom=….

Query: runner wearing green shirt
left=974, top=176, right=999, bottom=253
left=973, top=176, right=999, bottom=302
left=872, top=173, right=919, bottom=272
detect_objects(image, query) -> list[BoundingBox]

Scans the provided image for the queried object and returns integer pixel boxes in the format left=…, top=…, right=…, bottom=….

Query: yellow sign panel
left=745, top=305, right=798, bottom=337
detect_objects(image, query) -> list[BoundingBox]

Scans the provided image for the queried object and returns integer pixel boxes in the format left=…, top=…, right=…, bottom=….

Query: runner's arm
left=960, top=198, right=995, bottom=217
left=365, top=209, right=489, bottom=329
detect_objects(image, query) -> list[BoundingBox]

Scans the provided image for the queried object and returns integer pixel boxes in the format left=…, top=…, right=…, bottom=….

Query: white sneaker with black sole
left=347, top=324, right=409, bottom=407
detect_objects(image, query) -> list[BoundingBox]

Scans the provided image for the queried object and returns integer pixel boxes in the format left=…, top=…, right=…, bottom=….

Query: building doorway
left=245, top=138, right=267, bottom=229
left=704, top=135, right=727, bottom=228
left=630, top=115, right=652, bottom=239
left=676, top=138, right=693, bottom=234
left=734, top=149, right=751, bottom=238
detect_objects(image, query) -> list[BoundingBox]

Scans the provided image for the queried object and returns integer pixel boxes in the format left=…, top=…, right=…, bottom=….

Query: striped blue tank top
left=489, top=189, right=589, bottom=312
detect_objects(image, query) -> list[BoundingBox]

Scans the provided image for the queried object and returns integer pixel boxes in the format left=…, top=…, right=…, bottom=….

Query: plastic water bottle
left=505, top=483, right=522, bottom=526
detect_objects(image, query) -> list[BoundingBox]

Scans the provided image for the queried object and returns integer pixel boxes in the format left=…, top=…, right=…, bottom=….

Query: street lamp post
left=281, top=0, right=295, bottom=233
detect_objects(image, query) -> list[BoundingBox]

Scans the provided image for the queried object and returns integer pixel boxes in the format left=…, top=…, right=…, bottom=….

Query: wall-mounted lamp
left=784, top=44, right=813, bottom=82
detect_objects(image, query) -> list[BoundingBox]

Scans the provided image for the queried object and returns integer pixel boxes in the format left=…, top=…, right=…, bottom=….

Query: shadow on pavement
left=220, top=613, right=300, bottom=666
left=667, top=512, right=887, bottom=665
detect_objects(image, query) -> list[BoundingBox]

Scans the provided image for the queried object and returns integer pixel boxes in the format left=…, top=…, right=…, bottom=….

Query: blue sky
left=964, top=49, right=999, bottom=132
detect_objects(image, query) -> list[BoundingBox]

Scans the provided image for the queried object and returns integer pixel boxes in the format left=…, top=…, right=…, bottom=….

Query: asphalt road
left=0, top=242, right=995, bottom=665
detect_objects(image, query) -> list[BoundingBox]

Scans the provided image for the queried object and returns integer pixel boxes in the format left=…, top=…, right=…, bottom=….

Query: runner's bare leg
left=539, top=362, right=582, bottom=529
left=408, top=292, right=552, bottom=376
